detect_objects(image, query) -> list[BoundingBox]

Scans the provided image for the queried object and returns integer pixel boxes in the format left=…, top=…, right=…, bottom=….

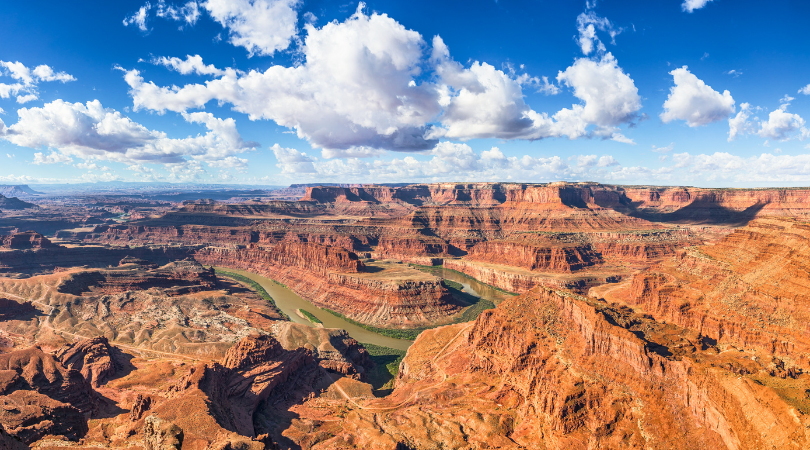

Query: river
left=214, top=265, right=512, bottom=351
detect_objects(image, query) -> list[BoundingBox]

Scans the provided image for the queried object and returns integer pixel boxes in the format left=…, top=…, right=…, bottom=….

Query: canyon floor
left=1, top=182, right=810, bottom=449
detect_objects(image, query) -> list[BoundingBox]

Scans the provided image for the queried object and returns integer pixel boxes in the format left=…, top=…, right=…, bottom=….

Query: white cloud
left=203, top=0, right=301, bottom=56
left=0, top=61, right=75, bottom=103
left=272, top=143, right=316, bottom=174
left=152, top=54, right=226, bottom=76
left=682, top=0, right=713, bottom=13
left=123, top=4, right=151, bottom=31
left=557, top=52, right=641, bottom=128
left=16, top=94, right=38, bottom=104
left=651, top=142, right=675, bottom=153
left=32, top=65, right=76, bottom=82
left=726, top=69, right=742, bottom=77
left=124, top=8, right=441, bottom=152
left=757, top=105, right=808, bottom=141
left=728, top=102, right=754, bottom=141
left=671, top=152, right=810, bottom=182
left=0, top=61, right=34, bottom=84
left=610, top=132, right=635, bottom=145
left=206, top=155, right=248, bottom=171
left=780, top=94, right=795, bottom=104
left=1, top=99, right=257, bottom=166
left=122, top=9, right=640, bottom=153
left=661, top=66, right=735, bottom=127
left=575, top=12, right=622, bottom=56
left=800, top=84, right=810, bottom=95
left=124, top=1, right=200, bottom=32
left=156, top=0, right=200, bottom=25
left=270, top=141, right=626, bottom=183
left=33, top=151, right=72, bottom=165
left=729, top=101, right=809, bottom=142
left=598, top=155, right=620, bottom=167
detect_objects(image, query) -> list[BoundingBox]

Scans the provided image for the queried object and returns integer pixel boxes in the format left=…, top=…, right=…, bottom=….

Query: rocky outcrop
left=55, top=337, right=118, bottom=388
left=196, top=245, right=461, bottom=327
left=143, top=415, right=183, bottom=450
left=143, top=333, right=354, bottom=449
left=130, top=394, right=153, bottom=421
left=0, top=346, right=95, bottom=443
left=466, top=240, right=600, bottom=272
left=56, top=259, right=216, bottom=296
left=443, top=258, right=615, bottom=293
left=0, top=231, right=56, bottom=249
left=622, top=217, right=810, bottom=366
left=0, top=265, right=286, bottom=358
left=273, top=322, right=371, bottom=378
left=0, top=195, right=36, bottom=210
left=285, top=287, right=810, bottom=449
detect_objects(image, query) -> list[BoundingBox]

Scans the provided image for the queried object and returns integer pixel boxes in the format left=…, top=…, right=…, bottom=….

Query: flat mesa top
left=349, top=260, right=439, bottom=283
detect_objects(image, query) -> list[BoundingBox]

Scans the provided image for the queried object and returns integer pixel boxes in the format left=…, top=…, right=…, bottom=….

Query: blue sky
left=0, top=0, right=809, bottom=186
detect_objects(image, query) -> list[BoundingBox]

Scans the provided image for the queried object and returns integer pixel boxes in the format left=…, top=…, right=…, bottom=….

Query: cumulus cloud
left=152, top=54, right=226, bottom=76
left=557, top=52, right=642, bottom=128
left=1, top=99, right=257, bottom=166
left=682, top=0, right=713, bottom=13
left=272, top=143, right=316, bottom=174
left=32, top=65, right=76, bottom=82
left=800, top=84, right=810, bottom=95
left=33, top=151, right=72, bottom=165
left=661, top=66, right=735, bottom=127
left=0, top=61, right=75, bottom=104
left=729, top=102, right=809, bottom=142
left=124, top=8, right=441, bottom=152
left=204, top=0, right=301, bottom=56
left=726, top=69, right=742, bottom=77
left=122, top=8, right=641, bottom=153
left=757, top=105, right=808, bottom=141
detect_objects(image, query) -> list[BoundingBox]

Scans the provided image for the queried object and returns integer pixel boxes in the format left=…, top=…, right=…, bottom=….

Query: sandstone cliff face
left=284, top=287, right=810, bottom=449
left=622, top=217, right=810, bottom=367
left=443, top=258, right=618, bottom=294
left=0, top=346, right=95, bottom=443
left=0, top=231, right=56, bottom=249
left=466, top=240, right=600, bottom=272
left=623, top=187, right=810, bottom=222
left=195, top=246, right=462, bottom=328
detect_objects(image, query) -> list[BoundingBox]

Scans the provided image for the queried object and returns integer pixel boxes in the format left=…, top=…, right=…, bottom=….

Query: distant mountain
left=0, top=185, right=44, bottom=197
left=0, top=194, right=37, bottom=210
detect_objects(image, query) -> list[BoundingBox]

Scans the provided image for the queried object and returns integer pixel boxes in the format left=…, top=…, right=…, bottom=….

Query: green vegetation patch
left=299, top=309, right=322, bottom=324
left=322, top=308, right=429, bottom=340
left=409, top=263, right=517, bottom=295
left=362, top=343, right=407, bottom=394
left=442, top=279, right=464, bottom=290
left=215, top=269, right=290, bottom=320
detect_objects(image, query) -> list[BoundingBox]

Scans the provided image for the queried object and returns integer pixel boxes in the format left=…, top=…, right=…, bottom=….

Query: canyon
left=0, top=181, right=809, bottom=449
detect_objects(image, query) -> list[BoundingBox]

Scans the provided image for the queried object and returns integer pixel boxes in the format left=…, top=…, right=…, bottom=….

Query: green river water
left=214, top=265, right=512, bottom=351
